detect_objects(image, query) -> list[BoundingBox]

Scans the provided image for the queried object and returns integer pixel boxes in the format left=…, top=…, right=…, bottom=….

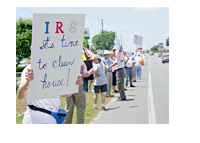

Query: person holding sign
left=17, top=59, right=83, bottom=124
left=64, top=61, right=94, bottom=124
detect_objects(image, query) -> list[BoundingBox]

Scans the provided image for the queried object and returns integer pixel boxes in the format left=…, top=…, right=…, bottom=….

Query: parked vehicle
left=158, top=52, right=162, bottom=57
left=162, top=53, right=169, bottom=63
left=149, top=51, right=154, bottom=56
left=17, top=58, right=29, bottom=67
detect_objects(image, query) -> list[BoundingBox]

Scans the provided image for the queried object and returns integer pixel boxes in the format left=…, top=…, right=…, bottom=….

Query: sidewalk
left=90, top=65, right=149, bottom=124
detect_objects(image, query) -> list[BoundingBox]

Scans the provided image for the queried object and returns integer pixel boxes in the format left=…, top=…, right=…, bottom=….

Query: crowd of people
left=17, top=45, right=145, bottom=124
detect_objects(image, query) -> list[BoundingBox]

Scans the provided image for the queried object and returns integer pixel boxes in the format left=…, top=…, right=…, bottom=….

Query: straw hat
left=104, top=50, right=111, bottom=55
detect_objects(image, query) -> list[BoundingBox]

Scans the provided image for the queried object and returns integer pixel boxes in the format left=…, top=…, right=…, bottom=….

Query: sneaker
left=130, top=85, right=135, bottom=87
left=102, top=107, right=106, bottom=110
left=89, top=90, right=91, bottom=93
left=117, top=98, right=126, bottom=101
left=92, top=106, right=97, bottom=110
left=92, top=90, right=94, bottom=92
left=106, top=95, right=114, bottom=97
left=124, top=88, right=127, bottom=91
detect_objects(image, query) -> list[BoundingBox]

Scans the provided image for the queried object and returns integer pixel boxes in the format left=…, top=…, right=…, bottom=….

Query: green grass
left=16, top=84, right=113, bottom=124
left=16, top=115, right=24, bottom=124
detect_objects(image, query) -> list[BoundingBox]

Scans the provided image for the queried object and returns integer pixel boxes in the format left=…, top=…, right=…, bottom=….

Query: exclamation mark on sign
left=67, top=68, right=70, bottom=87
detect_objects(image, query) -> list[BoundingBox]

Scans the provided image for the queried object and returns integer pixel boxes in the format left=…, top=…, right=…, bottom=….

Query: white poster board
left=28, top=13, right=85, bottom=102
left=134, top=34, right=143, bottom=45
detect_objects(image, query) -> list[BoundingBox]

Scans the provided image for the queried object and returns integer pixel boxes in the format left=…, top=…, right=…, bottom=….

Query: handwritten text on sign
left=28, top=14, right=85, bottom=102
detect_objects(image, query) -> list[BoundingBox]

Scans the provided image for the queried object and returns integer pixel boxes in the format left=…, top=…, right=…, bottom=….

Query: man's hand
left=89, top=68, right=94, bottom=74
left=76, top=74, right=83, bottom=86
left=25, top=68, right=34, bottom=82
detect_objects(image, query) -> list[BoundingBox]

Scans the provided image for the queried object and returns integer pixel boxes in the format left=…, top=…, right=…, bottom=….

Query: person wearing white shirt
left=134, top=53, right=142, bottom=80
left=17, top=45, right=84, bottom=124
left=17, top=64, right=83, bottom=124
left=124, top=56, right=135, bottom=87
left=110, top=51, right=118, bottom=93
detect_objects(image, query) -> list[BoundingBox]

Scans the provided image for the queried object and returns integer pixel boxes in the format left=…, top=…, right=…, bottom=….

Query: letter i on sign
left=45, top=22, right=50, bottom=34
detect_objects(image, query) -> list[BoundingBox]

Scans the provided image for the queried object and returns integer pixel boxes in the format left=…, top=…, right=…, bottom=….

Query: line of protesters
left=17, top=46, right=145, bottom=124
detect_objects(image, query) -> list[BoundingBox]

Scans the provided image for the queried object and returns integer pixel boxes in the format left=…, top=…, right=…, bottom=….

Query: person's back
left=93, top=62, right=107, bottom=86
left=134, top=56, right=142, bottom=67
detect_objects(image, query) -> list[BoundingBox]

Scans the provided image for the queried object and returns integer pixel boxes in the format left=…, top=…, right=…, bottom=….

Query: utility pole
left=115, top=34, right=118, bottom=46
left=120, top=31, right=123, bottom=46
left=101, top=19, right=105, bottom=56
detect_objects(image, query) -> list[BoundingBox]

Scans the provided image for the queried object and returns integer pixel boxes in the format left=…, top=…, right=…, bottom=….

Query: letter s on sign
left=69, top=21, right=77, bottom=33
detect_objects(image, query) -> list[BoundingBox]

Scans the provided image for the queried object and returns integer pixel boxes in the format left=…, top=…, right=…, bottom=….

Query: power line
left=19, top=7, right=32, bottom=14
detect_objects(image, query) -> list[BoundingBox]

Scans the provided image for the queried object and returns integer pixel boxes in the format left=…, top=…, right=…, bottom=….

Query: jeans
left=83, top=80, right=88, bottom=92
left=125, top=67, right=133, bottom=86
left=135, top=66, right=142, bottom=80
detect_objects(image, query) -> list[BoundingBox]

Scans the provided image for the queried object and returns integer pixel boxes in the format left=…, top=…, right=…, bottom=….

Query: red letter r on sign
left=55, top=22, right=64, bottom=33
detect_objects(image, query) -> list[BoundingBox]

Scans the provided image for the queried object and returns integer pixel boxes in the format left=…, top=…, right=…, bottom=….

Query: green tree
left=92, top=31, right=115, bottom=51
left=83, top=39, right=89, bottom=49
left=16, top=18, right=32, bottom=66
left=151, top=45, right=158, bottom=53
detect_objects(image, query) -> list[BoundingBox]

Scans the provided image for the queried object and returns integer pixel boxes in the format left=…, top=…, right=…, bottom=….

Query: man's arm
left=105, top=60, right=110, bottom=71
left=17, top=68, right=34, bottom=100
left=124, top=57, right=129, bottom=65
left=109, top=62, right=117, bottom=68
left=81, top=61, right=92, bottom=78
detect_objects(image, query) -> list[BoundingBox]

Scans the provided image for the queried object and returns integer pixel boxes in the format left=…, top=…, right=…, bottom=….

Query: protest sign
left=28, top=13, right=85, bottom=102
left=134, top=34, right=143, bottom=45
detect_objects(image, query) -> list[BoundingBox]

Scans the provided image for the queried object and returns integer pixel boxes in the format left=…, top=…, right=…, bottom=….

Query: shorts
left=94, top=84, right=108, bottom=93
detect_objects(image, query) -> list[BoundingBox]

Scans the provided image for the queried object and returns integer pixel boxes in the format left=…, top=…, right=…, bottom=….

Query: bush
left=16, top=66, right=27, bottom=72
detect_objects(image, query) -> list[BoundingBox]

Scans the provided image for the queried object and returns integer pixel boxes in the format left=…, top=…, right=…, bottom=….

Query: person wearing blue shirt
left=102, top=50, right=114, bottom=97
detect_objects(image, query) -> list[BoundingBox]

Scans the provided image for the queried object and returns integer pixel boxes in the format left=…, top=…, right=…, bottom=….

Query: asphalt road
left=91, top=53, right=169, bottom=124
left=149, top=53, right=169, bottom=124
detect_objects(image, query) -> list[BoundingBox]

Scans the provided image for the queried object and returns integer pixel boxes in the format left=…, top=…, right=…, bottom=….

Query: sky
left=16, top=7, right=169, bottom=52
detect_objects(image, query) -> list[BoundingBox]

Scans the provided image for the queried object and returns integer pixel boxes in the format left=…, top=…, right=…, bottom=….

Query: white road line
left=148, top=60, right=157, bottom=124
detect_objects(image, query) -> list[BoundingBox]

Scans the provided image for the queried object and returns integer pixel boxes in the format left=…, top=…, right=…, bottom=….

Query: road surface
left=91, top=53, right=169, bottom=124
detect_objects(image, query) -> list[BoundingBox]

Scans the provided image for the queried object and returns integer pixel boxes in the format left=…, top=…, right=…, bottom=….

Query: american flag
left=83, top=47, right=95, bottom=60
left=115, top=45, right=125, bottom=62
